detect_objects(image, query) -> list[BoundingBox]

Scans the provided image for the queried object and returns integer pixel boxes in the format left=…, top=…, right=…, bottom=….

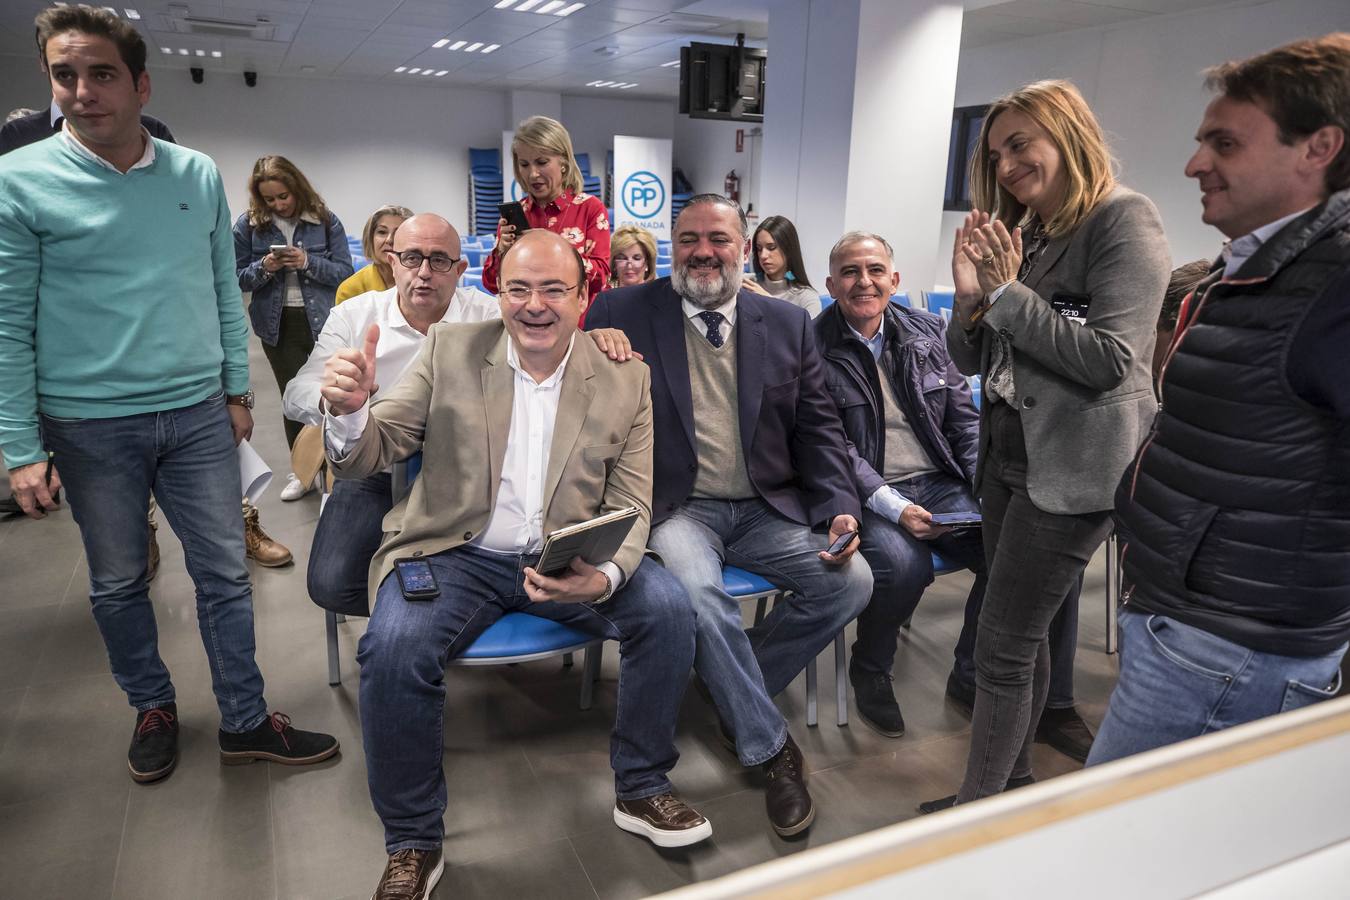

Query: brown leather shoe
left=146, top=508, right=161, bottom=582
left=372, top=847, right=443, bottom=900
left=764, top=733, right=814, bottom=837
left=614, top=792, right=713, bottom=847
left=242, top=500, right=292, bottom=567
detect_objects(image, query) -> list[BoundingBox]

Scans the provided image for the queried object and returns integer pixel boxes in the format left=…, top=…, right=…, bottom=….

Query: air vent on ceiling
left=164, top=14, right=282, bottom=41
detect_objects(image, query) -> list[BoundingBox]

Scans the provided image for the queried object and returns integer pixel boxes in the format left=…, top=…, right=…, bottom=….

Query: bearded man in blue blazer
left=585, top=194, right=872, bottom=838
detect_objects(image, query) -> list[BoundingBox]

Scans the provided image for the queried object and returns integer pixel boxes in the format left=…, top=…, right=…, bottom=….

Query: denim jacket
left=233, top=210, right=353, bottom=345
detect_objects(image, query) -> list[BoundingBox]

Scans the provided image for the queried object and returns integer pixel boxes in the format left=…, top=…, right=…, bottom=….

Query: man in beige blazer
left=321, top=231, right=709, bottom=900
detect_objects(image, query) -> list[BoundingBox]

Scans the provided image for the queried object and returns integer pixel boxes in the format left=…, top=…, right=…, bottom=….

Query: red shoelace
left=268, top=712, right=293, bottom=750
left=136, top=707, right=176, bottom=738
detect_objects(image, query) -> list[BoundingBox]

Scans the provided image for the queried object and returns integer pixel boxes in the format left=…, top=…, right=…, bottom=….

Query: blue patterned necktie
left=696, top=311, right=726, bottom=348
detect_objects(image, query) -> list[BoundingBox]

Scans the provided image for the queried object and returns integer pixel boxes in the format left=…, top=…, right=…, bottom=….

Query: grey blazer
left=947, top=186, right=1171, bottom=515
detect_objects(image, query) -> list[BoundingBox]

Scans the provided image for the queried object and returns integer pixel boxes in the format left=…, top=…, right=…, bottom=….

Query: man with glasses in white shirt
left=321, top=229, right=709, bottom=899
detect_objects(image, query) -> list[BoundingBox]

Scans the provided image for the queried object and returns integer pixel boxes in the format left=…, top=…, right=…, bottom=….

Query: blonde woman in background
left=336, top=204, right=413, bottom=304
left=608, top=224, right=658, bottom=289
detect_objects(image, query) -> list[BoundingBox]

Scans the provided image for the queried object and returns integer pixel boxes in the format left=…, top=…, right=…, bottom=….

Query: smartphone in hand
left=825, top=530, right=857, bottom=556
left=498, top=201, right=530, bottom=235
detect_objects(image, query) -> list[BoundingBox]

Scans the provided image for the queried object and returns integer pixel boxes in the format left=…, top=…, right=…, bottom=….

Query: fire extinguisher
left=724, top=170, right=740, bottom=203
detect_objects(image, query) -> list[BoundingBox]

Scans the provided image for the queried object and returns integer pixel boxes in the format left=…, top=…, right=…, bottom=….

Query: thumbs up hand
left=321, top=323, right=381, bottom=416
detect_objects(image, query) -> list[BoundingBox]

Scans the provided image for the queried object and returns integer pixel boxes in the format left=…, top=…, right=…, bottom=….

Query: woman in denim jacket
left=233, top=156, right=353, bottom=498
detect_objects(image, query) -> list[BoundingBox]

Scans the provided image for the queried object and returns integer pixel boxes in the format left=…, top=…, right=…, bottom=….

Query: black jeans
left=260, top=307, right=315, bottom=450
left=958, top=402, right=1112, bottom=802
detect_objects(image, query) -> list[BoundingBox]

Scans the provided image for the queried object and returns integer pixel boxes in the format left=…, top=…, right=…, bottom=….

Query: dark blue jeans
left=357, top=546, right=695, bottom=853
left=858, top=473, right=1083, bottom=710
left=1087, top=610, right=1346, bottom=765
left=308, top=472, right=392, bottom=617
left=41, top=392, right=268, bottom=733
left=648, top=498, right=873, bottom=766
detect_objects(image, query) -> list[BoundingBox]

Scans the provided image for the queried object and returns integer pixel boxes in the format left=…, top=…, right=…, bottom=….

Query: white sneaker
left=279, top=473, right=311, bottom=501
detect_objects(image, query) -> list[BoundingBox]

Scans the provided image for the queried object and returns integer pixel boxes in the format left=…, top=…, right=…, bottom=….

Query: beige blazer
left=947, top=187, right=1171, bottom=515
left=328, top=319, right=654, bottom=602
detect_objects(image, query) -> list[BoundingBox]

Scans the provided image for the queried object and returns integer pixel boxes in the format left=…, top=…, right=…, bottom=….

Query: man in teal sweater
left=0, top=5, right=337, bottom=783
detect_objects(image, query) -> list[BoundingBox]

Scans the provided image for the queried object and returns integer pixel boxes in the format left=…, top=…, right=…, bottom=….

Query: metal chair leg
left=1105, top=531, right=1121, bottom=655
left=835, top=631, right=848, bottom=726
left=805, top=657, right=819, bottom=727
left=326, top=610, right=341, bottom=686
left=579, top=643, right=602, bottom=710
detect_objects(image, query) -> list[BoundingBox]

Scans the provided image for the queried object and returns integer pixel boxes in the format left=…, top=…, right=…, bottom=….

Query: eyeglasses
left=393, top=250, right=460, bottom=273
left=501, top=283, right=580, bottom=304
left=614, top=257, right=646, bottom=267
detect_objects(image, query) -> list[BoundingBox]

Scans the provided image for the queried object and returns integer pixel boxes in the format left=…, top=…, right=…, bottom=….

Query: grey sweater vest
left=685, top=316, right=755, bottom=499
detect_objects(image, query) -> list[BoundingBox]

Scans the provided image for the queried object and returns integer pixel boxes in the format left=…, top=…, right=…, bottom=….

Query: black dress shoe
left=129, top=703, right=178, bottom=784
left=763, top=734, right=814, bottom=837
left=945, top=670, right=976, bottom=718
left=917, top=775, right=1036, bottom=815
left=219, top=712, right=339, bottom=766
left=850, top=662, right=905, bottom=738
left=1035, top=706, right=1095, bottom=763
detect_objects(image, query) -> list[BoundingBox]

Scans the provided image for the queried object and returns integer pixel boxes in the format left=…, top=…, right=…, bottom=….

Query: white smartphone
left=269, top=244, right=289, bottom=255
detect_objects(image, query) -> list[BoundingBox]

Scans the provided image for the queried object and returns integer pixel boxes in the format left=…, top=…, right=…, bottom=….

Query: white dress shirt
left=681, top=295, right=738, bottom=343
left=60, top=121, right=155, bottom=173
left=302, top=285, right=499, bottom=447
left=843, top=318, right=915, bottom=523
left=1222, top=208, right=1313, bottom=278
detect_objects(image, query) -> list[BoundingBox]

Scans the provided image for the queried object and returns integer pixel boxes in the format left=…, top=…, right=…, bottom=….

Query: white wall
left=935, top=0, right=1349, bottom=289
left=0, top=56, right=678, bottom=239
left=672, top=116, right=763, bottom=213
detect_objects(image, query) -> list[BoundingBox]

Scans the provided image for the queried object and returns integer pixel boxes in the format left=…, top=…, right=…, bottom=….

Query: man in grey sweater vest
left=585, top=195, right=873, bottom=838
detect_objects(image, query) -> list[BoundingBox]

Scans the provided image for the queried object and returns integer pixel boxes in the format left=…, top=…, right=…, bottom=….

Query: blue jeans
left=854, top=471, right=985, bottom=677
left=307, top=473, right=392, bottom=616
left=648, top=498, right=873, bottom=766
left=357, top=546, right=695, bottom=853
left=1087, top=609, right=1346, bottom=766
left=40, top=392, right=268, bottom=733
left=860, top=473, right=1082, bottom=711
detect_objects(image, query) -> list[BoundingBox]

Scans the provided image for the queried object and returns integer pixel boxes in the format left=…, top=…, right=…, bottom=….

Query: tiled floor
left=0, top=336, right=1119, bottom=900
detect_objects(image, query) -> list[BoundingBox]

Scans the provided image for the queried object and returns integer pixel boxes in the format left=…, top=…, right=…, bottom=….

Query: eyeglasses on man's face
left=392, top=249, right=460, bottom=273
left=501, top=283, right=580, bottom=304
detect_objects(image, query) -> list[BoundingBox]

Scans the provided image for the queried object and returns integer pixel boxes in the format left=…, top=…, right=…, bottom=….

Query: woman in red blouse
left=483, top=116, right=611, bottom=318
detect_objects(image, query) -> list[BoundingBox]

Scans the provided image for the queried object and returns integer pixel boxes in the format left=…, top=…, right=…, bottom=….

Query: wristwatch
left=226, top=390, right=255, bottom=409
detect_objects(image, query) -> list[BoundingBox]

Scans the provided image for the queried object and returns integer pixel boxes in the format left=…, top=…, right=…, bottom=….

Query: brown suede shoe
left=242, top=500, right=292, bottom=567
left=614, top=792, right=713, bottom=847
left=372, top=847, right=443, bottom=900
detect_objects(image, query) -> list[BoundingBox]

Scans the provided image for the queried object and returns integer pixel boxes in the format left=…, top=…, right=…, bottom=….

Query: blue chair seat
left=722, top=565, right=776, bottom=596
left=932, top=551, right=964, bottom=576
left=456, top=613, right=596, bottom=662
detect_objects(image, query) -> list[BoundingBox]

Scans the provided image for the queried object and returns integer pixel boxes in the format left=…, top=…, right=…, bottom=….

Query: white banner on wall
left=502, top=130, right=523, bottom=205
left=612, top=135, right=672, bottom=240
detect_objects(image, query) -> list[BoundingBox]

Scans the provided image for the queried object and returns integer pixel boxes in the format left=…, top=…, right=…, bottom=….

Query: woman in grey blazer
left=922, top=80, right=1170, bottom=811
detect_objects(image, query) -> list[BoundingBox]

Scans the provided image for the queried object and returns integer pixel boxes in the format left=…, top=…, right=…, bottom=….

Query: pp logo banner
left=622, top=171, right=665, bottom=219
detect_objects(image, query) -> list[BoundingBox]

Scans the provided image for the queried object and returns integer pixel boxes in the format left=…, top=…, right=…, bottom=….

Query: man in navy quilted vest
left=1091, top=33, right=1350, bottom=765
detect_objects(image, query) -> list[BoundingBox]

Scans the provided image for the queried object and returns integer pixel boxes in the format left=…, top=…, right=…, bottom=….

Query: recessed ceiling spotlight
left=422, top=70, right=434, bottom=75
left=494, top=0, right=516, bottom=7
left=465, top=42, right=483, bottom=52
left=177, top=48, right=188, bottom=55
left=620, top=83, right=637, bottom=89
left=211, top=50, right=222, bottom=58
left=660, top=59, right=680, bottom=67
left=449, top=40, right=467, bottom=50
left=514, top=0, right=543, bottom=10
left=160, top=46, right=172, bottom=54
left=124, top=8, right=140, bottom=18
left=537, top=0, right=564, bottom=12
left=408, top=67, right=421, bottom=74
left=481, top=44, right=500, bottom=53
left=555, top=2, right=585, bottom=15
left=433, top=38, right=449, bottom=48
left=395, top=66, right=407, bottom=73
left=435, top=70, right=448, bottom=76
left=195, top=49, right=205, bottom=56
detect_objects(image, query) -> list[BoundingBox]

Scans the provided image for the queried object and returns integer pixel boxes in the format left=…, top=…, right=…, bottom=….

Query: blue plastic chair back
left=924, top=290, right=955, bottom=323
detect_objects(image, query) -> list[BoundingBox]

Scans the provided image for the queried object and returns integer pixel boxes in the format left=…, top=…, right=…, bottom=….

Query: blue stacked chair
left=575, top=153, right=603, bottom=200
left=469, top=147, right=505, bottom=237
left=923, top=289, right=955, bottom=323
